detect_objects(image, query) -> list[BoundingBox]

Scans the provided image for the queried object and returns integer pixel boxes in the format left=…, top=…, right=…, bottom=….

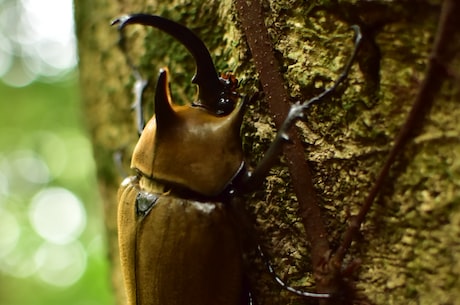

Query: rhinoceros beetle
left=112, top=13, right=361, bottom=305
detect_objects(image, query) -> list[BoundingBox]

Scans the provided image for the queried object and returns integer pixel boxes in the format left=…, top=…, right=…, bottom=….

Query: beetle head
left=113, top=14, right=245, bottom=196
left=131, top=68, right=245, bottom=197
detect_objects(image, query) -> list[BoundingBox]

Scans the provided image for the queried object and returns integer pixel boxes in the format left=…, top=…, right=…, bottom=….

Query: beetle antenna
left=112, top=14, right=232, bottom=115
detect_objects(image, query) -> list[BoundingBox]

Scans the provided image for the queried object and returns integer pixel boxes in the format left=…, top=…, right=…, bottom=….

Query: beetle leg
left=229, top=193, right=330, bottom=299
left=247, top=291, right=254, bottom=305
left=113, top=150, right=129, bottom=178
left=241, top=25, right=362, bottom=191
left=256, top=244, right=331, bottom=298
left=112, top=19, right=149, bottom=135
left=131, top=71, right=148, bottom=135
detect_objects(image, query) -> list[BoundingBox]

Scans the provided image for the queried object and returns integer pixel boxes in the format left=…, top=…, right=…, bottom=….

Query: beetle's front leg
left=113, top=19, right=149, bottom=135
left=130, top=72, right=148, bottom=135
left=241, top=25, right=363, bottom=191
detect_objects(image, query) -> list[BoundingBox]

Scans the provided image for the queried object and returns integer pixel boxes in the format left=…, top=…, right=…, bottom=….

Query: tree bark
left=74, top=1, right=460, bottom=305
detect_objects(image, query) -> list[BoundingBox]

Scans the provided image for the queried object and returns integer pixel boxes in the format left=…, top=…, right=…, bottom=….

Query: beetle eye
left=209, top=73, right=239, bottom=115
left=215, top=97, right=236, bottom=116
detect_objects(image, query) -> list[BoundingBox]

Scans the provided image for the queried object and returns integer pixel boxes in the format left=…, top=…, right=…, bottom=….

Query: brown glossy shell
left=131, top=68, right=244, bottom=197
left=118, top=176, right=245, bottom=305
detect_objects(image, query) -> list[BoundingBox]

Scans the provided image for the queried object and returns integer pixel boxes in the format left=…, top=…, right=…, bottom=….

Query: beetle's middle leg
left=240, top=25, right=363, bottom=190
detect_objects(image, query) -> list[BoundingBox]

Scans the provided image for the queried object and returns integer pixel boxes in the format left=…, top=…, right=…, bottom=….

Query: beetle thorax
left=131, top=102, right=244, bottom=198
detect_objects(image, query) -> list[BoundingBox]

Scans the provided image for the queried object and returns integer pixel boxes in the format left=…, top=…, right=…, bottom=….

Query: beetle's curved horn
left=112, top=14, right=229, bottom=114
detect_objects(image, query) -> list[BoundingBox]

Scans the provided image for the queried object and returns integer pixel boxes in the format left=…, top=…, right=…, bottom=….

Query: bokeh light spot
left=29, top=187, right=87, bottom=244
left=34, top=241, right=87, bottom=287
left=33, top=131, right=68, bottom=179
left=0, top=226, right=42, bottom=278
left=0, top=169, right=9, bottom=195
left=0, top=0, right=77, bottom=85
left=0, top=209, right=20, bottom=259
left=13, top=150, right=51, bottom=185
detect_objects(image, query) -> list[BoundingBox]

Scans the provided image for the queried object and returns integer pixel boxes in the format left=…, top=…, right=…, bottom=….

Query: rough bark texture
left=74, top=1, right=459, bottom=305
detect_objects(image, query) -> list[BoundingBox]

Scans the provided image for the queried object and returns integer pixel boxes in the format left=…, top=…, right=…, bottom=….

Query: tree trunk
left=74, top=1, right=459, bottom=305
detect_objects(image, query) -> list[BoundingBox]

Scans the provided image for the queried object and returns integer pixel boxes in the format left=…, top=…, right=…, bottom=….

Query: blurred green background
left=0, top=0, right=114, bottom=304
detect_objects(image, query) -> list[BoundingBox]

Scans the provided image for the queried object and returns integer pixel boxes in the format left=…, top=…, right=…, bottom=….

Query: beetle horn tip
left=110, top=18, right=120, bottom=26
left=111, top=15, right=132, bottom=29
